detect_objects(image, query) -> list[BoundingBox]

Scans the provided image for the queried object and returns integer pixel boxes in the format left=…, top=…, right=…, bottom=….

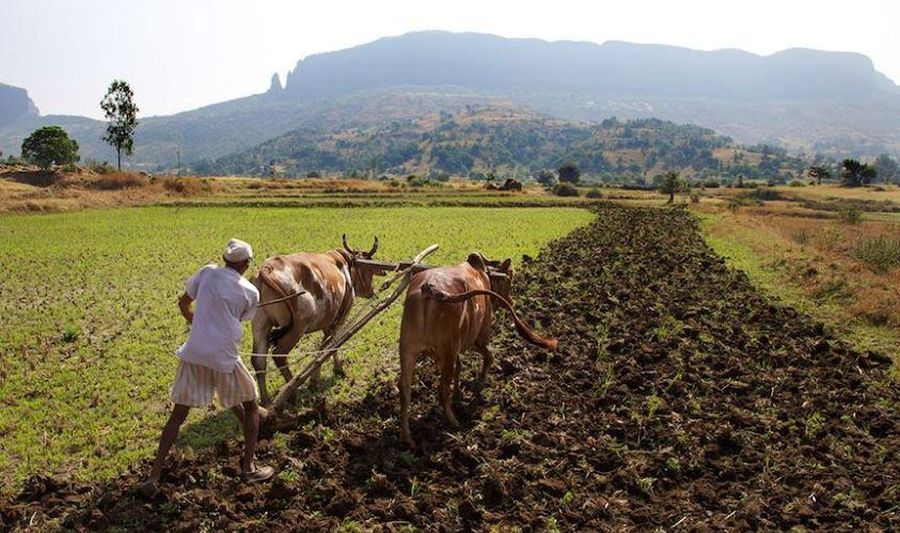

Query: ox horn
left=368, top=236, right=379, bottom=256
left=342, top=234, right=358, bottom=254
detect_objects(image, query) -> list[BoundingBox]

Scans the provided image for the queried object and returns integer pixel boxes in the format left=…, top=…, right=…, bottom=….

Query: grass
left=698, top=211, right=900, bottom=376
left=854, top=235, right=900, bottom=274
left=0, top=205, right=593, bottom=493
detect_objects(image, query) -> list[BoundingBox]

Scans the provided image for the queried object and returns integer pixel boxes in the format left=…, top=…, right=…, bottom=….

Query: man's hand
left=178, top=293, right=194, bottom=325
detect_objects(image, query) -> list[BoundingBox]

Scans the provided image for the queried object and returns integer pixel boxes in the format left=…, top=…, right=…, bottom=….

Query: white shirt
left=176, top=264, right=259, bottom=372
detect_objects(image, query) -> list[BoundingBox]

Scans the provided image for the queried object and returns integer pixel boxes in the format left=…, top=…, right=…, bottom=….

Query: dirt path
left=2, top=205, right=898, bottom=531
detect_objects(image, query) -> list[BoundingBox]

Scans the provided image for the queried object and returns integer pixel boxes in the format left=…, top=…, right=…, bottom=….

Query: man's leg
left=139, top=404, right=190, bottom=496
left=239, top=400, right=259, bottom=473
left=228, top=360, right=274, bottom=482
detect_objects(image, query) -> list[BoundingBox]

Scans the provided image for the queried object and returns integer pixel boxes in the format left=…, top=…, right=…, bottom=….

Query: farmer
left=138, top=238, right=274, bottom=498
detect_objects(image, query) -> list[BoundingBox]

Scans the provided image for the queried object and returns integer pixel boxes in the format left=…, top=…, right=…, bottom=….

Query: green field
left=0, top=206, right=592, bottom=492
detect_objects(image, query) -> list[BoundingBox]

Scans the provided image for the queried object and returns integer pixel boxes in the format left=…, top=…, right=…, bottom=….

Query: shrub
left=161, top=177, right=204, bottom=195
left=84, top=160, right=113, bottom=174
left=557, top=162, right=581, bottom=184
left=788, top=180, right=805, bottom=187
left=93, top=172, right=149, bottom=190
left=536, top=169, right=557, bottom=187
left=737, top=187, right=782, bottom=202
left=703, top=179, right=721, bottom=189
left=837, top=206, right=862, bottom=225
left=408, top=177, right=442, bottom=188
left=552, top=183, right=579, bottom=197
left=854, top=236, right=900, bottom=274
left=585, top=188, right=603, bottom=199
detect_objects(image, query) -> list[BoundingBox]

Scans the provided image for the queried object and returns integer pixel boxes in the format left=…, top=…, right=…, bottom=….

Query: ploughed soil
left=3, top=205, right=898, bottom=531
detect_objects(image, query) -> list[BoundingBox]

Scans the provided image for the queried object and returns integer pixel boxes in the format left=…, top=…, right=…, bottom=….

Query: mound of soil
left=2, top=205, right=898, bottom=530
left=1, top=170, right=64, bottom=187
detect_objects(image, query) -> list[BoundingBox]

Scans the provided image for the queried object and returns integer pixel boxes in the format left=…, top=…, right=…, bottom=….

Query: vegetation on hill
left=196, top=106, right=807, bottom=182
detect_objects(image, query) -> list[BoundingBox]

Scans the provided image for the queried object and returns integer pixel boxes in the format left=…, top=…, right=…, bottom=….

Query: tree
left=658, top=171, right=682, bottom=204
left=21, top=126, right=79, bottom=170
left=536, top=169, right=557, bottom=187
left=874, top=154, right=898, bottom=184
left=807, top=165, right=831, bottom=185
left=841, top=159, right=877, bottom=187
left=100, top=80, right=139, bottom=171
left=557, top=161, right=581, bottom=184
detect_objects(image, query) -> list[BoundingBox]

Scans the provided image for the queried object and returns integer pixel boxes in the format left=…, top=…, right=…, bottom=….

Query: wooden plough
left=268, top=244, right=440, bottom=414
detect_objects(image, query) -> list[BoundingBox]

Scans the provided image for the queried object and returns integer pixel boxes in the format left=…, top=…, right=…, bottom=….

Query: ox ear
left=466, top=252, right=487, bottom=271
left=500, top=258, right=512, bottom=272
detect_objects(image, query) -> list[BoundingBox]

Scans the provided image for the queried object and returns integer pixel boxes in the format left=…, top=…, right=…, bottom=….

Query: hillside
left=199, top=104, right=804, bottom=181
left=2, top=31, right=899, bottom=168
left=0, top=87, right=505, bottom=171
left=276, top=32, right=900, bottom=156
left=0, top=83, right=38, bottom=128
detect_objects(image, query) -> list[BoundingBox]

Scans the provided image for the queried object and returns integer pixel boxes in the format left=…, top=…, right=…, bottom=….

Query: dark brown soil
left=2, top=205, right=898, bottom=531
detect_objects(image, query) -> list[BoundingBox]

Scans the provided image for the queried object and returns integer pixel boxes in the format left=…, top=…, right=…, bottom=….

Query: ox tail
left=424, top=286, right=558, bottom=351
left=258, top=264, right=296, bottom=348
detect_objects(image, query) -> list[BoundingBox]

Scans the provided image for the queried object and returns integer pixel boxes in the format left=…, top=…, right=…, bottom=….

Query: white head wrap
left=223, top=238, right=253, bottom=263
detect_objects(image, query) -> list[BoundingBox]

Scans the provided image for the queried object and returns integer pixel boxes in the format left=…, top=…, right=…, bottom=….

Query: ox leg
left=439, top=350, right=460, bottom=429
left=399, top=343, right=417, bottom=448
left=324, top=329, right=346, bottom=378
left=452, top=356, right=463, bottom=403
left=251, top=317, right=272, bottom=406
left=475, top=345, right=494, bottom=391
left=272, top=329, right=301, bottom=401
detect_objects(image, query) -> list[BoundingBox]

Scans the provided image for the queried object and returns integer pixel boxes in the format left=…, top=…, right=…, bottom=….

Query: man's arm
left=178, top=292, right=194, bottom=325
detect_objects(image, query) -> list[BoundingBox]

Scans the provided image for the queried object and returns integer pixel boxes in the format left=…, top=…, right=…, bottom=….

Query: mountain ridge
left=2, top=31, right=898, bottom=168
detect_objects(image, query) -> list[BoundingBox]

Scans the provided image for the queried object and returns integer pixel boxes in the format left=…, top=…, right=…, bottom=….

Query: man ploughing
left=138, top=238, right=274, bottom=497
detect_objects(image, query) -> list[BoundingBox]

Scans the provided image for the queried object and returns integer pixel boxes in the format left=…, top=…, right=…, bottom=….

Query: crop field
left=4, top=204, right=897, bottom=530
left=0, top=205, right=593, bottom=495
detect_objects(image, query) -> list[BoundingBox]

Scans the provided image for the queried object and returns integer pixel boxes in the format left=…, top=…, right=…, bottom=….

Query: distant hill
left=199, top=104, right=805, bottom=182
left=277, top=32, right=900, bottom=157
left=0, top=87, right=505, bottom=170
left=0, top=83, right=38, bottom=128
left=2, top=31, right=899, bottom=168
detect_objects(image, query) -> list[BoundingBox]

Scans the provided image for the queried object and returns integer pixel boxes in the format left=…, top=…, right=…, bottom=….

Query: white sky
left=2, top=0, right=897, bottom=119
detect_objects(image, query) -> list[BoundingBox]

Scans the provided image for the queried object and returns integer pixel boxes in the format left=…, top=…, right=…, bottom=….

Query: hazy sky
left=2, top=0, right=897, bottom=119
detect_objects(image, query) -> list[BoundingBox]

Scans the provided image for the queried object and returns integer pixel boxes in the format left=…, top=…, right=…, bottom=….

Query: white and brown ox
left=398, top=253, right=557, bottom=446
left=250, top=236, right=386, bottom=404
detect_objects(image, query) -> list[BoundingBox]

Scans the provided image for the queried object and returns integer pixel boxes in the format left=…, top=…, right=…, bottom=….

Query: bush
left=837, top=206, right=862, bottom=224
left=161, top=177, right=205, bottom=195
left=854, top=236, right=900, bottom=273
left=557, top=162, right=581, bottom=184
left=552, top=183, right=580, bottom=197
left=408, top=177, right=442, bottom=188
left=93, top=172, right=149, bottom=190
left=702, top=180, right=721, bottom=189
left=585, top=188, right=603, bottom=199
left=737, top=187, right=782, bottom=202
left=789, top=180, right=805, bottom=187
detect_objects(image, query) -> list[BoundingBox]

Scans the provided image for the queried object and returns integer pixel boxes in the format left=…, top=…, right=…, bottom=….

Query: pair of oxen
left=250, top=237, right=556, bottom=447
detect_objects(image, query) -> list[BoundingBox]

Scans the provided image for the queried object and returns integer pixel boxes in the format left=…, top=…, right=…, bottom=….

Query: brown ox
left=398, top=253, right=557, bottom=446
left=250, top=236, right=385, bottom=404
